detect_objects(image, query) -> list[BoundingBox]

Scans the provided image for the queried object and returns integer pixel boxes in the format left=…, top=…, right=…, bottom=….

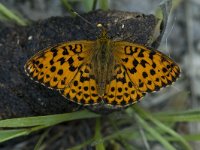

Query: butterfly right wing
left=102, top=41, right=180, bottom=107
left=103, top=64, right=146, bottom=106
left=113, top=41, right=180, bottom=93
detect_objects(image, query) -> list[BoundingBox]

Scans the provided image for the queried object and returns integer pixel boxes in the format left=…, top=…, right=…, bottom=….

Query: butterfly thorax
left=90, top=32, right=116, bottom=96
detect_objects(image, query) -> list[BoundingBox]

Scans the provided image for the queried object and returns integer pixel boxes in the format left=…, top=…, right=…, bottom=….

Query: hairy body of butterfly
left=91, top=31, right=116, bottom=95
left=25, top=29, right=180, bottom=107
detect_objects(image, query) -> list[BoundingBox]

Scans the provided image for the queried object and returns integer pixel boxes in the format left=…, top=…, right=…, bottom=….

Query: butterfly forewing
left=112, top=42, right=180, bottom=93
left=25, top=41, right=95, bottom=90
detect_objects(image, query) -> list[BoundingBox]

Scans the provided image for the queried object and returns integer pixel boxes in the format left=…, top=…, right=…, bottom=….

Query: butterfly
left=24, top=24, right=180, bottom=108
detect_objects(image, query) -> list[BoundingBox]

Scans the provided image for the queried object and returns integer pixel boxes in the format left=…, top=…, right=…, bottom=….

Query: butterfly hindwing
left=113, top=41, right=181, bottom=93
left=103, top=64, right=146, bottom=106
left=60, top=64, right=101, bottom=105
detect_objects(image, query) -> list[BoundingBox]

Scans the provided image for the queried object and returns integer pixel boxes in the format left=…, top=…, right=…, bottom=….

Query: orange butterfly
left=24, top=25, right=180, bottom=107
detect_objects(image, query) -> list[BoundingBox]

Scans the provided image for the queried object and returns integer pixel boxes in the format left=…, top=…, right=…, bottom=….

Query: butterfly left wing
left=25, top=40, right=103, bottom=105
left=24, top=41, right=95, bottom=90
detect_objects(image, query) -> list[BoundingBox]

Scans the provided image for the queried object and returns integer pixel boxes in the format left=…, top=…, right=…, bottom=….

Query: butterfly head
left=97, top=23, right=109, bottom=40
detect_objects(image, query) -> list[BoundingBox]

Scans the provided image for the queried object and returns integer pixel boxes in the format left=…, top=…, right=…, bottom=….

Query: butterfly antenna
left=62, top=0, right=107, bottom=37
left=62, top=0, right=96, bottom=28
left=73, top=10, right=95, bottom=27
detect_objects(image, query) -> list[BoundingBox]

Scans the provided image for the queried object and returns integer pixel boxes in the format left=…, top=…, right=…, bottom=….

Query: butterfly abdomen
left=90, top=38, right=116, bottom=95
